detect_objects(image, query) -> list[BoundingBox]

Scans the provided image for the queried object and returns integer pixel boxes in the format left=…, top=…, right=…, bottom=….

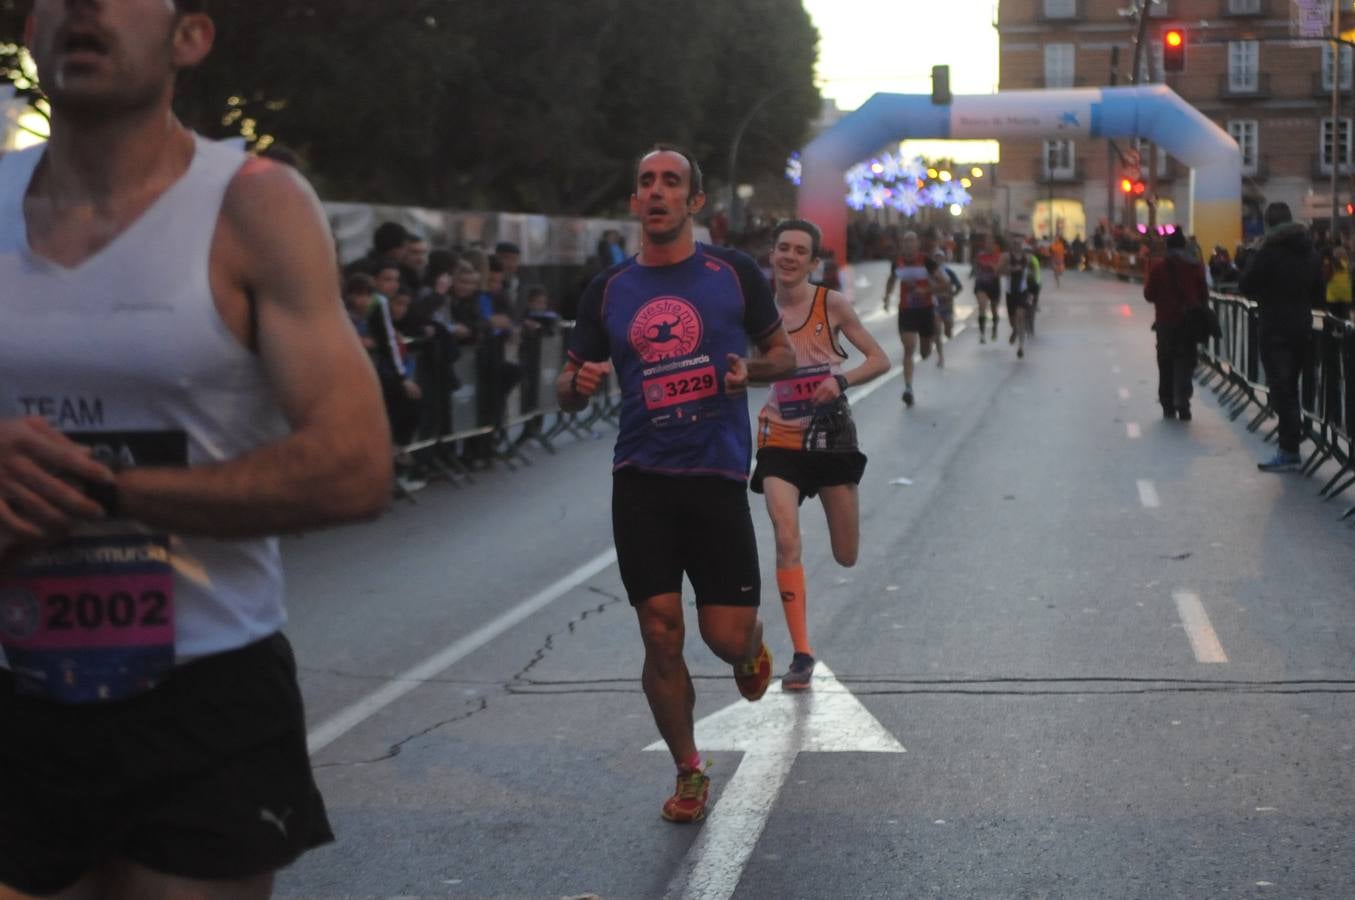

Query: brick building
left=997, top=0, right=1352, bottom=245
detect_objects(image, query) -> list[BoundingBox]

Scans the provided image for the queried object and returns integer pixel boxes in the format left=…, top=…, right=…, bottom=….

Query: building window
left=1044, top=43, right=1075, bottom=88
left=1227, top=0, right=1260, bottom=12
left=1322, top=44, right=1353, bottom=91
left=1042, top=0, right=1077, bottom=17
left=1228, top=40, right=1259, bottom=92
left=1321, top=118, right=1353, bottom=171
left=1227, top=120, right=1258, bottom=175
left=1044, top=140, right=1075, bottom=178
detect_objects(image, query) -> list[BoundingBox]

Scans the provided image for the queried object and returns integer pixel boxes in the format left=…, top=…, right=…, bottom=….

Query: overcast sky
left=802, top=0, right=1002, bottom=162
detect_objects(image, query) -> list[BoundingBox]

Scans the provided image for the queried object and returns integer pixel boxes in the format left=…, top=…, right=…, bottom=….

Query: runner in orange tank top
left=750, top=220, right=889, bottom=690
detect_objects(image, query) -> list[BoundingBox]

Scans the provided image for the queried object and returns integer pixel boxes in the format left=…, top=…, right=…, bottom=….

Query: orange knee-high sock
left=776, top=566, right=812, bottom=656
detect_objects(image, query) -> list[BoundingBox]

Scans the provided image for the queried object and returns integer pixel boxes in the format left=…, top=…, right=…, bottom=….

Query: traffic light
left=1163, top=28, right=1186, bottom=72
left=1120, top=177, right=1146, bottom=195
left=931, top=65, right=952, bottom=106
left=1121, top=178, right=1134, bottom=194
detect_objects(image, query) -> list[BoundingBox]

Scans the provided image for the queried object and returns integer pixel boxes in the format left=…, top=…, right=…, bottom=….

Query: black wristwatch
left=834, top=374, right=850, bottom=394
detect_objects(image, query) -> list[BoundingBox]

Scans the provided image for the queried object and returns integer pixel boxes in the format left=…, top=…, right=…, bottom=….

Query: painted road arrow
left=645, top=663, right=905, bottom=900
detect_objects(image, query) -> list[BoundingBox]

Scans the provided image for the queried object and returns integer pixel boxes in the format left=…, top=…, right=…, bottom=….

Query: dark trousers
left=1155, top=323, right=1197, bottom=413
left=1259, top=332, right=1310, bottom=453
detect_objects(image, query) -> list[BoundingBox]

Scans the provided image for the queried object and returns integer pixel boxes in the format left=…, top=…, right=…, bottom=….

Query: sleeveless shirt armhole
left=820, top=286, right=849, bottom=360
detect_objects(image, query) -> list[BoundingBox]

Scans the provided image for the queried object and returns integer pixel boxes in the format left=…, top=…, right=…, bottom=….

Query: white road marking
left=1136, top=479, right=1160, bottom=508
left=1112, top=365, right=1122, bottom=374
left=1126, top=422, right=1142, bottom=439
left=1174, top=591, right=1229, bottom=663
left=648, top=664, right=904, bottom=900
left=306, top=548, right=619, bottom=754
left=1118, top=387, right=1131, bottom=401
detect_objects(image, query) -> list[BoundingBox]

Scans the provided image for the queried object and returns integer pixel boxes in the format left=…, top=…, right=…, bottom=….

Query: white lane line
left=1136, top=479, right=1160, bottom=508
left=306, top=547, right=618, bottom=754
left=845, top=321, right=968, bottom=405
left=1126, top=422, right=1142, bottom=439
left=1112, top=365, right=1122, bottom=374
left=1118, top=387, right=1131, bottom=401
left=1174, top=591, right=1229, bottom=663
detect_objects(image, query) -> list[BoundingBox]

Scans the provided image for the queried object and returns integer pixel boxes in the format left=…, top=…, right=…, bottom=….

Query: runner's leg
left=635, top=593, right=698, bottom=765
left=763, top=477, right=811, bottom=657
left=818, top=483, right=860, bottom=568
left=934, top=312, right=945, bottom=367
left=901, top=330, right=918, bottom=403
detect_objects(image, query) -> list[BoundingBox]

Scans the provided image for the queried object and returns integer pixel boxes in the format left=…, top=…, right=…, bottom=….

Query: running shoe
left=979, top=334, right=987, bottom=345
left=1177, top=408, right=1192, bottom=422
left=661, top=763, right=710, bottom=823
left=1257, top=450, right=1301, bottom=472
left=1017, top=347, right=1024, bottom=359
left=781, top=653, right=816, bottom=691
left=734, top=642, right=773, bottom=701
left=1009, top=331, right=1016, bottom=345
left=902, top=388, right=914, bottom=408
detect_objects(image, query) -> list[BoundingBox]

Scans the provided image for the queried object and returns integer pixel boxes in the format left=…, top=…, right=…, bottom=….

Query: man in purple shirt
left=556, top=146, right=795, bottom=824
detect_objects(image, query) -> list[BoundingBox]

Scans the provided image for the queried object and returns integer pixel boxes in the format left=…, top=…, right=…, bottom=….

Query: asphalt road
left=276, top=265, right=1355, bottom=900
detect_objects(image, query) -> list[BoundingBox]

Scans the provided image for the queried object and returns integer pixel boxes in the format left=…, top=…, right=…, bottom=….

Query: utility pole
left=1332, top=0, right=1343, bottom=238
left=1107, top=46, right=1119, bottom=235
left=1129, top=0, right=1153, bottom=231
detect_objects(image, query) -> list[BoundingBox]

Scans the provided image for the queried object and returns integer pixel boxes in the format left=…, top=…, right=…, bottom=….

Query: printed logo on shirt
left=629, top=297, right=703, bottom=364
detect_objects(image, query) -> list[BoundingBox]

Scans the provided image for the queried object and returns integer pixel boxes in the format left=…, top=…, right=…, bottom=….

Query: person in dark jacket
left=1237, top=202, right=1324, bottom=471
left=1144, top=230, right=1209, bottom=420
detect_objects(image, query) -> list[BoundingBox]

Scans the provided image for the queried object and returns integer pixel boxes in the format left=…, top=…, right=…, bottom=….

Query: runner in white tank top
left=0, top=2, right=390, bottom=897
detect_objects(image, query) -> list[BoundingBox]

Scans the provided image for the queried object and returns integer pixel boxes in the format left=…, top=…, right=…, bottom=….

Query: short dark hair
left=175, top=0, right=208, bottom=12
left=773, top=219, right=822, bottom=258
left=1264, top=202, right=1293, bottom=229
left=495, top=241, right=521, bottom=256
left=635, top=143, right=704, bottom=199
left=343, top=272, right=375, bottom=297
left=373, top=222, right=409, bottom=256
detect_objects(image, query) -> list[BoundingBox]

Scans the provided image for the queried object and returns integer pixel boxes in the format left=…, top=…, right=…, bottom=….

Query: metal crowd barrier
left=1196, top=292, right=1355, bottom=521
left=385, top=320, right=622, bottom=498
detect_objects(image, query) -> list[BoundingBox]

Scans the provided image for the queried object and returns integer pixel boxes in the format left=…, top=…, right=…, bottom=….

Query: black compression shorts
left=612, top=468, right=761, bottom=607
left=750, top=447, right=867, bottom=502
left=897, top=307, right=936, bottom=338
left=0, top=634, right=333, bottom=896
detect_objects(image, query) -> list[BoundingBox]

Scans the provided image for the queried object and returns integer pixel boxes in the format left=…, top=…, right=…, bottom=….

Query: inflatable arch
left=798, top=84, right=1241, bottom=261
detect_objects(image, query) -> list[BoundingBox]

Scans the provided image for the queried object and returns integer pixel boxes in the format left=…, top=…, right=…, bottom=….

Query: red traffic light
left=1163, top=28, right=1186, bottom=72
left=1133, top=181, right=1146, bottom=195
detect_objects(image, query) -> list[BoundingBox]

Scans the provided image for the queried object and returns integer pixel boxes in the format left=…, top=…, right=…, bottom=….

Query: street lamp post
left=727, top=88, right=789, bottom=233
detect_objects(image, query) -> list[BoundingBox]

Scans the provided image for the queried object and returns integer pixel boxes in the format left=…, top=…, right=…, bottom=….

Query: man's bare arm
left=113, top=161, right=392, bottom=538
left=745, top=325, right=797, bottom=383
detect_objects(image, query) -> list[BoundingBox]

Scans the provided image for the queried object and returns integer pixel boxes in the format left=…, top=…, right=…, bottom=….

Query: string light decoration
left=851, top=151, right=971, bottom=214
left=784, top=150, right=974, bottom=217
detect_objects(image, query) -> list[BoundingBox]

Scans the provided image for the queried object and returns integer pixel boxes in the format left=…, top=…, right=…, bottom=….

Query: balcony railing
left=1037, top=0, right=1083, bottom=22
left=1312, top=154, right=1355, bottom=179
left=1218, top=72, right=1271, bottom=99
left=1221, top=0, right=1266, bottom=17
left=1312, top=70, right=1354, bottom=97
left=1034, top=158, right=1084, bottom=184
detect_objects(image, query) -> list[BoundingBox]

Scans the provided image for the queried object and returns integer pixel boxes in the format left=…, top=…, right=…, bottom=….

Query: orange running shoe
left=661, top=763, right=710, bottom=823
left=734, top=642, right=773, bottom=701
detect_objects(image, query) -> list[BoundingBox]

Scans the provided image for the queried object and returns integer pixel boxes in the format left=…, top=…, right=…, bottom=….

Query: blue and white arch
left=798, top=85, right=1241, bottom=261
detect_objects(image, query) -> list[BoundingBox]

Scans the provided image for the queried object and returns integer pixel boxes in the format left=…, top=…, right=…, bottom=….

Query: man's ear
left=688, top=191, right=707, bottom=215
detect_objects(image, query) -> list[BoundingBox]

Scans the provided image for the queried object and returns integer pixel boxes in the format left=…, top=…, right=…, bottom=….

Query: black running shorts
left=1006, top=291, right=1029, bottom=319
left=897, top=307, right=936, bottom=338
left=750, top=447, right=867, bottom=502
left=0, top=634, right=333, bottom=896
left=975, top=278, right=1001, bottom=299
left=612, top=468, right=761, bottom=607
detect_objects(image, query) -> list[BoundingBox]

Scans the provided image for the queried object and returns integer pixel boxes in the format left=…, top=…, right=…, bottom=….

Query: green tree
left=0, top=0, right=820, bottom=215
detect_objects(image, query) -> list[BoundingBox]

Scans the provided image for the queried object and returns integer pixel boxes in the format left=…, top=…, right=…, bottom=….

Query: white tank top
left=0, top=135, right=290, bottom=666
